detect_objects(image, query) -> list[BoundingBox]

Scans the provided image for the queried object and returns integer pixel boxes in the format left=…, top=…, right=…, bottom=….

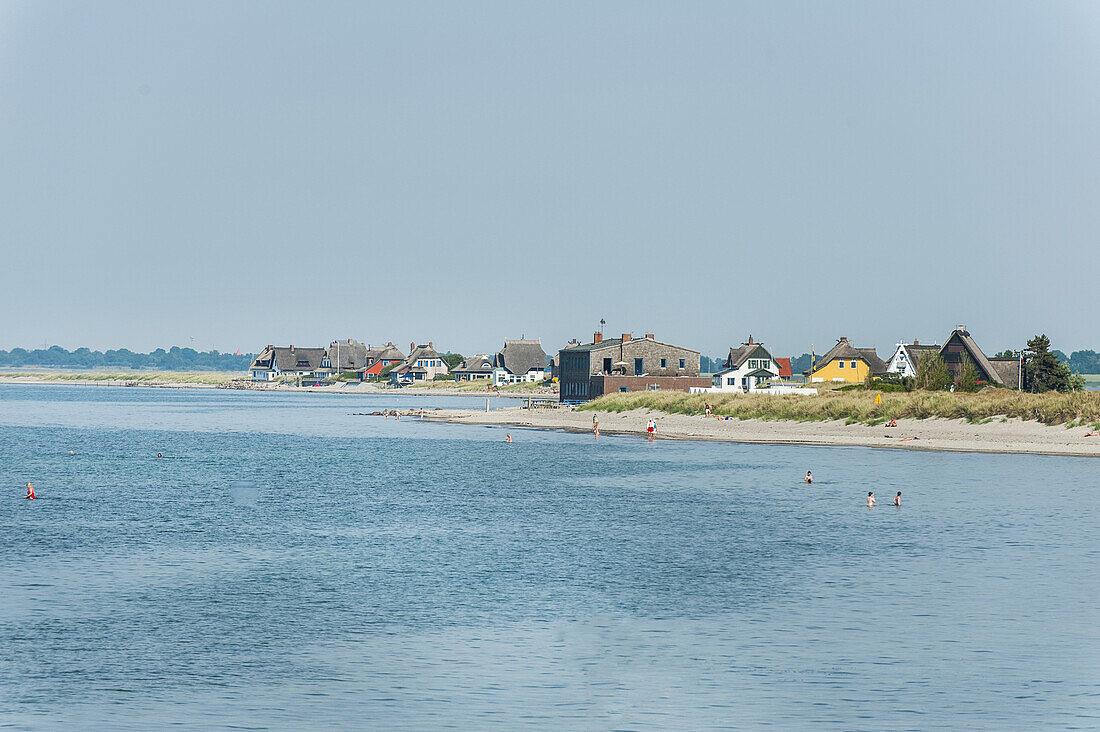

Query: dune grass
left=577, top=389, right=1100, bottom=426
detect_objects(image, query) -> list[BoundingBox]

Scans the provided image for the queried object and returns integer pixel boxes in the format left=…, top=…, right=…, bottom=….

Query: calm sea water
left=1, top=384, right=1097, bottom=731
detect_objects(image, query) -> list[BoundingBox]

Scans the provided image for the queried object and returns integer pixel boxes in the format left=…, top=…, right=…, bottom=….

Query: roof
left=496, top=339, right=547, bottom=375
left=724, top=342, right=773, bottom=369
left=940, top=329, right=1004, bottom=385
left=988, top=356, right=1022, bottom=387
left=394, top=344, right=448, bottom=373
left=745, top=368, right=776, bottom=378
left=250, top=346, right=326, bottom=372
left=807, top=339, right=887, bottom=375
left=324, top=340, right=369, bottom=370
left=775, top=357, right=792, bottom=378
left=364, top=344, right=405, bottom=362
left=561, top=336, right=699, bottom=355
left=454, top=354, right=495, bottom=374
left=561, top=338, right=623, bottom=353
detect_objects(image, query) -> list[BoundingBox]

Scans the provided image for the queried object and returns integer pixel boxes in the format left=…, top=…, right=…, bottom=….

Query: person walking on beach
left=867, top=491, right=876, bottom=508
left=893, top=491, right=901, bottom=506
left=24, top=483, right=35, bottom=500
left=804, top=471, right=813, bottom=484
left=646, top=418, right=657, bottom=440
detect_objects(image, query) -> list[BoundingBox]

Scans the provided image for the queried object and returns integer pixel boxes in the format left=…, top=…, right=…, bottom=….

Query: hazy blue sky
left=2, top=1, right=1098, bottom=358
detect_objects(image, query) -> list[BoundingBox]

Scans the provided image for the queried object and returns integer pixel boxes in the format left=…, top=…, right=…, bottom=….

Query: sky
left=1, top=1, right=1098, bottom=359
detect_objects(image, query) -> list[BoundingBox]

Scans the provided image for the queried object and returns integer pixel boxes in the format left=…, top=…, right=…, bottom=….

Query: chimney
left=410, top=342, right=415, bottom=352
left=621, top=333, right=632, bottom=342
left=956, top=324, right=966, bottom=333
left=748, top=335, right=754, bottom=345
left=429, top=341, right=433, bottom=349
left=593, top=332, right=603, bottom=344
left=290, top=345, right=295, bottom=352
left=913, top=339, right=919, bottom=346
left=645, top=333, right=654, bottom=340
left=839, top=337, right=847, bottom=343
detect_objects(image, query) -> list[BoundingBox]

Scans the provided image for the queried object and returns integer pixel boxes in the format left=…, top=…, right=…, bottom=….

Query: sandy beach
left=425, top=405, right=1100, bottom=457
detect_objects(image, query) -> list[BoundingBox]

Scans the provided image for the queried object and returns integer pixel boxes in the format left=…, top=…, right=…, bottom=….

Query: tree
left=914, top=351, right=952, bottom=391
left=955, top=351, right=980, bottom=392
left=442, top=352, right=465, bottom=369
left=1024, top=334, right=1074, bottom=393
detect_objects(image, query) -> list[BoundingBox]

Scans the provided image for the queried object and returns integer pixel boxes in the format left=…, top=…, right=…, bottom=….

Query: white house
left=709, top=337, right=780, bottom=393
left=492, top=339, right=548, bottom=385
left=885, top=340, right=941, bottom=378
left=248, top=345, right=327, bottom=381
left=453, top=354, right=495, bottom=381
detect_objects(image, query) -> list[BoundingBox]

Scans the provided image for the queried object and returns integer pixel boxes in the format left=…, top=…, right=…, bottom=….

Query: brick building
left=558, top=332, right=704, bottom=402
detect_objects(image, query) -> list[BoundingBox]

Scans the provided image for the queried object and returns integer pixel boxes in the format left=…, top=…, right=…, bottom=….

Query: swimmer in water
left=506, top=433, right=512, bottom=443
left=157, top=453, right=163, bottom=458
left=69, top=450, right=75, bottom=455
left=867, top=491, right=876, bottom=508
left=804, top=471, right=813, bottom=484
left=893, top=491, right=901, bottom=506
left=25, top=483, right=35, bottom=500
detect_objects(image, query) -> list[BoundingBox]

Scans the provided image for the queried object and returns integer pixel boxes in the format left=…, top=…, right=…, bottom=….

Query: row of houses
left=811, top=325, right=1021, bottom=388
left=248, top=338, right=550, bottom=386
left=247, top=324, right=1020, bottom=401
left=556, top=331, right=797, bottom=402
left=554, top=325, right=1020, bottom=403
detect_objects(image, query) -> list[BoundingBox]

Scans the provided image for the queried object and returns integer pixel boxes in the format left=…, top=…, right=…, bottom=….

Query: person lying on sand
left=886, top=418, right=897, bottom=428
left=1086, top=432, right=1100, bottom=437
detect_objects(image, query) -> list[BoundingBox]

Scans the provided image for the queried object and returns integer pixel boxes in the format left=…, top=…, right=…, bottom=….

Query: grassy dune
left=578, top=389, right=1100, bottom=427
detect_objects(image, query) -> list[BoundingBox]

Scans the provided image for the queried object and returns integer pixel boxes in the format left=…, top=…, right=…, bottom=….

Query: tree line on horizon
left=0, top=346, right=254, bottom=372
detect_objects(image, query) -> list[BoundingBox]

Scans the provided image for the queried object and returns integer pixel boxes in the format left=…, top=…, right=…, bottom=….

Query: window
left=648, top=384, right=660, bottom=391
left=727, top=377, right=736, bottom=386
left=679, top=358, right=685, bottom=369
left=851, top=360, right=857, bottom=369
left=619, top=386, right=628, bottom=392
left=634, top=358, right=643, bottom=375
left=603, top=357, right=612, bottom=373
left=838, top=360, right=844, bottom=368
left=660, top=358, right=667, bottom=368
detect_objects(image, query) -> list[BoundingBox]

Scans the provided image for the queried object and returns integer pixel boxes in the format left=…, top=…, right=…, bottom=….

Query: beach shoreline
left=423, top=406, right=1100, bottom=457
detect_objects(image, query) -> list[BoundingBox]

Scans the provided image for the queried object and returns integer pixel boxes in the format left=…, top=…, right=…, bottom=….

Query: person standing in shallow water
left=25, top=483, right=35, bottom=499
left=893, top=491, right=901, bottom=506
left=804, top=471, right=813, bottom=484
left=867, top=491, right=876, bottom=508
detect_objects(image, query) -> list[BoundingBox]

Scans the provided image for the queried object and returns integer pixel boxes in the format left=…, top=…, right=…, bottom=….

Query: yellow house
left=807, top=338, right=887, bottom=383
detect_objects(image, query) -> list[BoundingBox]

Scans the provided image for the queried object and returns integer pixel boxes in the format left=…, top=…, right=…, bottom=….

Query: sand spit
left=424, top=406, right=1100, bottom=457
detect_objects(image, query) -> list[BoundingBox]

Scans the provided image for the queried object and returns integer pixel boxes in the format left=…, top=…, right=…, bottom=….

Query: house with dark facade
left=248, top=345, right=327, bottom=382
left=939, top=326, right=1021, bottom=388
left=558, top=332, right=708, bottom=402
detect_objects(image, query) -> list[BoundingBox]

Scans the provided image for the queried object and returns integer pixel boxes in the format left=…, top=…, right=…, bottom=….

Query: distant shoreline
left=423, top=406, right=1100, bottom=458
left=0, top=373, right=550, bottom=398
